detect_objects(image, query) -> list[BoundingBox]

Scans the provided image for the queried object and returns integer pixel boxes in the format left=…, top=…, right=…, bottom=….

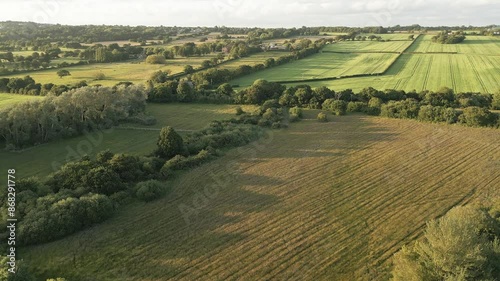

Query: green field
left=21, top=113, right=500, bottom=280
left=0, top=56, right=219, bottom=86
left=406, top=35, right=500, bottom=55
left=323, top=40, right=413, bottom=53
left=230, top=52, right=399, bottom=83
left=0, top=51, right=294, bottom=87
left=0, top=103, right=256, bottom=179
left=231, top=35, right=500, bottom=93
left=282, top=53, right=500, bottom=93
left=0, top=93, right=43, bottom=108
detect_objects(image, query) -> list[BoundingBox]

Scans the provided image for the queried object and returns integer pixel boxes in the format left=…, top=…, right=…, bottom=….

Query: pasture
left=21, top=113, right=500, bottom=280
left=0, top=56, right=218, bottom=86
left=0, top=103, right=256, bottom=179
left=323, top=39, right=413, bottom=53
left=0, top=93, right=43, bottom=109
left=1, top=51, right=294, bottom=87
left=230, top=52, right=399, bottom=83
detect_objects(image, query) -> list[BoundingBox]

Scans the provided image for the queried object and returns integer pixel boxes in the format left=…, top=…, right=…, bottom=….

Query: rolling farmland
left=322, top=39, right=413, bottom=53
left=0, top=103, right=256, bottom=179
left=231, top=35, right=500, bottom=93
left=21, top=113, right=500, bottom=280
left=1, top=57, right=218, bottom=86
left=230, top=52, right=399, bottom=83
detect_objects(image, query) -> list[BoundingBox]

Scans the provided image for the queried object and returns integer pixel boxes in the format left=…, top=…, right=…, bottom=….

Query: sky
left=0, top=0, right=498, bottom=27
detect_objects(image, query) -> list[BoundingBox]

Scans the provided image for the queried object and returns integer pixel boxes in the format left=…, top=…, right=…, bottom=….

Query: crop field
left=232, top=35, right=500, bottom=93
left=0, top=93, right=43, bottom=108
left=406, top=35, right=500, bottom=55
left=21, top=113, right=500, bottom=280
left=230, top=52, right=399, bottom=84
left=323, top=40, right=413, bottom=53
left=0, top=103, right=255, bottom=179
left=283, top=53, right=500, bottom=93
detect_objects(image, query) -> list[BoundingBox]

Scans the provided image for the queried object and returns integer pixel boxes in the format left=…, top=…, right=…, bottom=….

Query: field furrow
left=23, top=115, right=500, bottom=281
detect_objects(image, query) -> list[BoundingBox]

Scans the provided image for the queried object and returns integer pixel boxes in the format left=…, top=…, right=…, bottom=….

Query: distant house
left=267, top=43, right=287, bottom=50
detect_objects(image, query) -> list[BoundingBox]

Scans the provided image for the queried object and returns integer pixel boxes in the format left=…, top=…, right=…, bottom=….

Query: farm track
left=24, top=115, right=500, bottom=281
left=449, top=56, right=457, bottom=90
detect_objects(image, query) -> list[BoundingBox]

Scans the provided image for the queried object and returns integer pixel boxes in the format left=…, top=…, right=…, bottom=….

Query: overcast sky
left=0, top=0, right=498, bottom=27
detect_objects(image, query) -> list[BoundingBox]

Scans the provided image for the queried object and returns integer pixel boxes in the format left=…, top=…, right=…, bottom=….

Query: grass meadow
left=0, top=103, right=256, bottom=179
left=0, top=93, right=43, bottom=108
left=230, top=52, right=399, bottom=83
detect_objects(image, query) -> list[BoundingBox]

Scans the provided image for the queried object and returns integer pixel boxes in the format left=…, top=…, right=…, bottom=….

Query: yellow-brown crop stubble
left=23, top=114, right=500, bottom=280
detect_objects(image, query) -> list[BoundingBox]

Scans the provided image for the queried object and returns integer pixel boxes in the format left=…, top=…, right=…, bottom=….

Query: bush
left=135, top=180, right=167, bottom=202
left=380, top=99, right=420, bottom=119
left=322, top=99, right=347, bottom=116
left=146, top=55, right=166, bottom=64
left=93, top=72, right=106, bottom=80
left=392, top=205, right=500, bottom=280
left=418, top=105, right=459, bottom=124
left=347, top=101, right=367, bottom=112
left=18, top=193, right=114, bottom=245
left=235, top=106, right=245, bottom=115
left=317, top=112, right=328, bottom=122
left=289, top=106, right=303, bottom=118
left=459, top=107, right=499, bottom=127
left=83, top=166, right=124, bottom=195
left=155, top=126, right=186, bottom=159
left=289, top=114, right=300, bottom=123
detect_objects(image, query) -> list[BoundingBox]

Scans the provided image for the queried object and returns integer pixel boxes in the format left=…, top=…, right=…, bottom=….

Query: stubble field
left=21, top=112, right=500, bottom=280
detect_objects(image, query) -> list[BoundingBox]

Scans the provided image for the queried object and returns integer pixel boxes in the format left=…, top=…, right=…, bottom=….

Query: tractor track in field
left=466, top=55, right=488, bottom=93
left=421, top=55, right=433, bottom=91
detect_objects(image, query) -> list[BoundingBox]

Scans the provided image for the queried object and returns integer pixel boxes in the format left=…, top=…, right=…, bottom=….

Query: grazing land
left=1, top=57, right=218, bottom=86
left=0, top=103, right=256, bottom=179
left=230, top=52, right=399, bottom=83
left=0, top=93, right=43, bottom=108
left=21, top=112, right=500, bottom=280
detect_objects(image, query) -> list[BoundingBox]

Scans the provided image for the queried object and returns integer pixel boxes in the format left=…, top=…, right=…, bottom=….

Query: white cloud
left=0, top=0, right=497, bottom=27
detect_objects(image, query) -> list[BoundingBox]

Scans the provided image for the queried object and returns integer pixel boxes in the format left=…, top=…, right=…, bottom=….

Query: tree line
left=0, top=85, right=149, bottom=149
left=231, top=81, right=500, bottom=128
left=0, top=75, right=88, bottom=95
